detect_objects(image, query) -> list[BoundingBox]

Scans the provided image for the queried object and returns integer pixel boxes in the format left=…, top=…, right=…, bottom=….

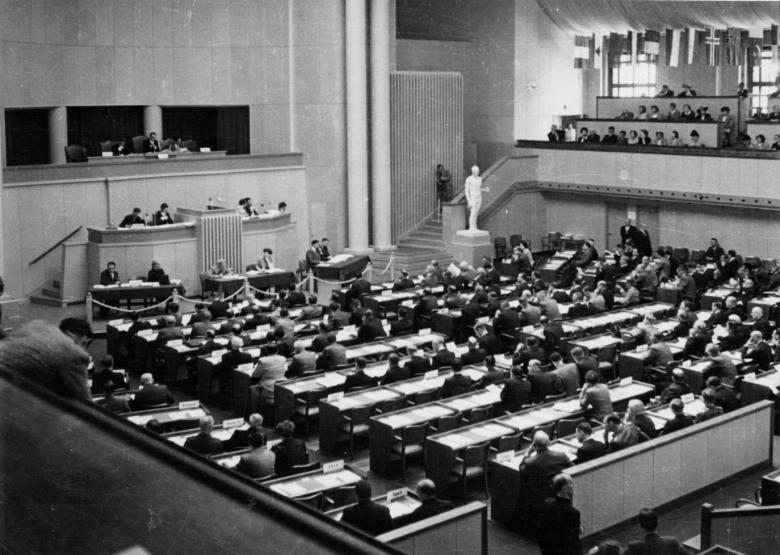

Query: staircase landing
left=371, top=215, right=454, bottom=281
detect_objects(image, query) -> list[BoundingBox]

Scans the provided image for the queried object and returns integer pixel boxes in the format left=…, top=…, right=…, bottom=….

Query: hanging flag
left=574, top=35, right=589, bottom=69
left=706, top=28, right=720, bottom=66
left=764, top=25, right=778, bottom=46
left=687, top=28, right=697, bottom=64
left=593, top=35, right=603, bottom=70
left=645, top=29, right=660, bottom=57
left=746, top=34, right=763, bottom=68
left=666, top=29, right=681, bottom=67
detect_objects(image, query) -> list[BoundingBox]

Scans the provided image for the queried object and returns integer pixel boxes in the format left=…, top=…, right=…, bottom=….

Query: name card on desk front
left=445, top=342, right=457, bottom=352
left=222, top=418, right=244, bottom=429
left=138, top=329, right=154, bottom=337
left=620, top=377, right=633, bottom=386
left=424, top=370, right=438, bottom=380
left=743, top=372, right=757, bottom=382
left=267, top=438, right=282, bottom=449
left=236, top=363, right=254, bottom=375
left=496, top=450, right=515, bottom=463
left=168, top=339, right=184, bottom=347
left=386, top=488, right=408, bottom=503
left=322, top=460, right=344, bottom=474
left=381, top=290, right=393, bottom=297
left=179, top=400, right=199, bottom=410
left=681, top=393, right=695, bottom=403
left=418, top=328, right=431, bottom=336
left=326, top=392, right=344, bottom=403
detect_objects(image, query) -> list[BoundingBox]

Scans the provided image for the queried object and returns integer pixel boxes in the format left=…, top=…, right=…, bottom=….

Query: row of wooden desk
left=202, top=270, right=297, bottom=297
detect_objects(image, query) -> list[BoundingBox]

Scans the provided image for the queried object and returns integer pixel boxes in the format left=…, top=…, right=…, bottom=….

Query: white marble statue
left=464, top=165, right=483, bottom=231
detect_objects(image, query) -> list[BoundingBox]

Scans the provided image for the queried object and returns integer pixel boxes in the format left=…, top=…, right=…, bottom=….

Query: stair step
left=29, top=294, right=69, bottom=308
left=42, top=288, right=62, bottom=299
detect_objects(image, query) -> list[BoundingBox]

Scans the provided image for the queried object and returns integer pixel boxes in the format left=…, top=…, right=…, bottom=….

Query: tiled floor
left=8, top=300, right=780, bottom=554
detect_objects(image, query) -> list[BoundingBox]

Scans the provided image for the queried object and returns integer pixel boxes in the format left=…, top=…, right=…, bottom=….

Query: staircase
left=371, top=214, right=454, bottom=281
left=30, top=277, right=78, bottom=307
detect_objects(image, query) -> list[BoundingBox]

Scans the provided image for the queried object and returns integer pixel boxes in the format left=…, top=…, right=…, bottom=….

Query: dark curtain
left=66, top=106, right=144, bottom=157
left=216, top=107, right=250, bottom=155
left=163, top=106, right=248, bottom=155
left=5, top=109, right=50, bottom=166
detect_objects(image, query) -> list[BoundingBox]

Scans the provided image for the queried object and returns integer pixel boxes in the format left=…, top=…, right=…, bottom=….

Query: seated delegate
left=119, top=207, right=145, bottom=228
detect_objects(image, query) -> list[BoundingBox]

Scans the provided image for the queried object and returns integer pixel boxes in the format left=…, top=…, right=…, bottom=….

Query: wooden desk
left=424, top=381, right=655, bottom=488
left=538, top=250, right=577, bottom=283
left=675, top=349, right=744, bottom=394
left=263, top=466, right=364, bottom=499
left=123, top=405, right=208, bottom=427
left=314, top=254, right=370, bottom=282
left=747, top=292, right=780, bottom=315
left=89, top=283, right=179, bottom=309
left=701, top=286, right=737, bottom=310
left=627, top=302, right=676, bottom=319
left=327, top=492, right=422, bottom=522
left=656, top=286, right=680, bottom=305
left=740, top=367, right=780, bottom=406
left=164, top=423, right=250, bottom=447
left=569, top=333, right=623, bottom=354
left=203, top=270, right=296, bottom=297
left=618, top=339, right=685, bottom=381
left=87, top=150, right=228, bottom=163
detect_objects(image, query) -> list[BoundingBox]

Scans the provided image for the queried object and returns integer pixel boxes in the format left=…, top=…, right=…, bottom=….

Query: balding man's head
left=532, top=431, right=550, bottom=450
left=140, top=373, right=154, bottom=385
left=199, top=415, right=215, bottom=433
left=416, top=479, right=437, bottom=499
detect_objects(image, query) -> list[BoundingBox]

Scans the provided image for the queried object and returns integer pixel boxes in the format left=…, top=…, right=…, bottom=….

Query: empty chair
left=509, top=234, right=523, bottom=248
left=131, top=135, right=146, bottom=153
left=338, top=405, right=373, bottom=459
left=183, top=139, right=199, bottom=151
left=450, top=441, right=490, bottom=500
left=374, top=396, right=406, bottom=415
left=390, top=421, right=428, bottom=481
left=673, top=247, right=689, bottom=264
left=465, top=405, right=493, bottom=425
left=429, top=411, right=462, bottom=434
left=690, top=249, right=705, bottom=264
left=406, top=388, right=438, bottom=406
left=64, top=145, right=87, bottom=163
left=292, top=387, right=327, bottom=437
left=494, top=237, right=508, bottom=259
left=99, top=140, right=113, bottom=152
left=493, top=432, right=522, bottom=453
left=597, top=345, right=618, bottom=382
left=160, top=138, right=174, bottom=150
left=555, top=417, right=584, bottom=438
left=297, top=492, right=324, bottom=511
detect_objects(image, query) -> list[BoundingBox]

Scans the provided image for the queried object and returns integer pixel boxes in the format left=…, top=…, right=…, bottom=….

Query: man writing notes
left=119, top=207, right=145, bottom=228
left=142, top=131, right=161, bottom=153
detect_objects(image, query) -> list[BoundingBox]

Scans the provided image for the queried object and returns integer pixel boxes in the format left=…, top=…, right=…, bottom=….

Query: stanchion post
left=85, top=293, right=93, bottom=326
left=366, top=261, right=374, bottom=283
left=390, top=255, right=396, bottom=280
left=307, top=270, right=314, bottom=294
left=243, top=278, right=250, bottom=300
left=173, top=288, right=180, bottom=305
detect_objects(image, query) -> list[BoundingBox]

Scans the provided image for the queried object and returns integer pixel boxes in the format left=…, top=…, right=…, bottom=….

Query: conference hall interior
left=2, top=1, right=780, bottom=554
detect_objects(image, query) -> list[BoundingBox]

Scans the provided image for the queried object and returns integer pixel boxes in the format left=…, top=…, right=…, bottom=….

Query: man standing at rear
left=435, top=164, right=452, bottom=213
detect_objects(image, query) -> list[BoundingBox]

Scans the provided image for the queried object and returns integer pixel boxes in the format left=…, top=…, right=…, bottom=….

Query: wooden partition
left=746, top=121, right=780, bottom=141
left=376, top=501, right=487, bottom=555
left=570, top=401, right=773, bottom=536
left=698, top=502, right=780, bottom=554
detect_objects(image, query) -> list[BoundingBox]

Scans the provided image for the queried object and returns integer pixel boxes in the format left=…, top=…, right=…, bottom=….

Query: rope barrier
left=311, top=275, right=357, bottom=286
left=90, top=296, right=173, bottom=314
left=373, top=254, right=396, bottom=276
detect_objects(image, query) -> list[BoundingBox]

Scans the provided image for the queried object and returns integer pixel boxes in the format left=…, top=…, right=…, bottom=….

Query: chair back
left=375, top=396, right=405, bottom=414
left=64, top=144, right=87, bottom=162
left=533, top=421, right=556, bottom=439
left=326, top=485, right=356, bottom=508
left=462, top=441, right=490, bottom=467
left=303, top=387, right=327, bottom=406
left=494, top=237, right=508, bottom=259
left=435, top=412, right=462, bottom=433
left=161, top=138, right=174, bottom=150
left=509, top=234, right=523, bottom=248
left=99, top=140, right=113, bottom=152
left=131, top=135, right=145, bottom=153
left=348, top=405, right=373, bottom=426
left=403, top=421, right=428, bottom=445
left=597, top=344, right=617, bottom=363
left=467, top=405, right=493, bottom=424
left=556, top=416, right=584, bottom=438
left=183, top=139, right=199, bottom=151
left=411, top=388, right=438, bottom=405
left=496, top=433, right=521, bottom=452
left=297, top=492, right=324, bottom=511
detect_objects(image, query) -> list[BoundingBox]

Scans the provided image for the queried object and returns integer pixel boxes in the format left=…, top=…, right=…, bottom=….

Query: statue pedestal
left=450, top=229, right=492, bottom=267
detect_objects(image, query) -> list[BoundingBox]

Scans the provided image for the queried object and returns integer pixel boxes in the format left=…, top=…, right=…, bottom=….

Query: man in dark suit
left=127, top=311, right=153, bottom=336
left=430, top=341, right=456, bottom=369
left=305, top=240, right=321, bottom=268
left=547, top=124, right=564, bottom=142
left=357, top=309, right=386, bottom=342
left=142, top=131, right=161, bottom=153
left=90, top=354, right=127, bottom=395
left=566, top=291, right=590, bottom=319
left=318, top=237, right=331, bottom=261
left=234, top=433, right=275, bottom=479
left=346, top=276, right=372, bottom=302
left=100, top=261, right=120, bottom=285
left=624, top=508, right=686, bottom=555
left=286, top=341, right=317, bottom=378
left=528, top=359, right=565, bottom=402
left=403, top=345, right=431, bottom=376
left=317, top=334, right=347, bottom=370
left=197, top=329, right=221, bottom=355
left=184, top=415, right=225, bottom=456
left=659, top=398, right=695, bottom=435
left=222, top=337, right=252, bottom=372
left=223, top=413, right=266, bottom=452
left=344, top=358, right=377, bottom=391
left=341, top=480, right=393, bottom=536
left=619, top=219, right=638, bottom=246
left=390, top=307, right=415, bottom=336
left=570, top=346, right=598, bottom=384
left=519, top=431, right=572, bottom=477
left=742, top=330, right=773, bottom=371
left=536, top=473, right=582, bottom=555
left=475, top=324, right=501, bottom=355
left=460, top=336, right=487, bottom=366
left=704, top=237, right=725, bottom=262
left=394, top=479, right=453, bottom=527
left=392, top=269, right=415, bottom=291
left=119, top=207, right=145, bottom=228
left=440, top=359, right=474, bottom=398
left=706, top=376, right=739, bottom=413
left=156, top=315, right=184, bottom=346
left=381, top=353, right=411, bottom=385
left=271, top=420, right=308, bottom=476
left=208, top=297, right=230, bottom=320
left=132, top=373, right=174, bottom=409
left=574, top=422, right=608, bottom=464
left=501, top=365, right=533, bottom=412
left=493, top=301, right=523, bottom=337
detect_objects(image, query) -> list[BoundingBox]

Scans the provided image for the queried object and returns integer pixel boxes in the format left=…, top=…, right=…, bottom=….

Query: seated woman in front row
left=210, top=258, right=233, bottom=276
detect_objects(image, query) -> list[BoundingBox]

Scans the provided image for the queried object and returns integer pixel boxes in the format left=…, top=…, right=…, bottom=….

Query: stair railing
left=28, top=226, right=82, bottom=266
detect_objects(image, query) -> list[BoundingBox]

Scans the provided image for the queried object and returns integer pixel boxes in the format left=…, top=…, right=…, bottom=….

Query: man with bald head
left=394, top=479, right=454, bottom=527
left=536, top=473, right=581, bottom=555
left=742, top=329, right=773, bottom=371
left=184, top=415, right=225, bottom=456
left=132, top=372, right=174, bottom=409
left=519, top=431, right=572, bottom=476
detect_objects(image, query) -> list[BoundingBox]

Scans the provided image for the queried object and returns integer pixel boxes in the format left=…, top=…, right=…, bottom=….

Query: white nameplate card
left=237, top=362, right=255, bottom=374
left=496, top=450, right=515, bottom=463
left=267, top=438, right=282, bottom=449
left=381, top=290, right=393, bottom=297
left=419, top=328, right=431, bottom=336
left=129, top=280, right=142, bottom=286
left=619, top=377, right=633, bottom=386
left=424, top=370, right=438, bottom=380
left=486, top=384, right=501, bottom=393
left=523, top=325, right=534, bottom=332
left=138, top=329, right=154, bottom=337
left=343, top=325, right=356, bottom=334
left=211, top=349, right=228, bottom=358
left=386, top=488, right=408, bottom=503
left=200, top=147, right=211, bottom=152
left=178, top=400, right=199, bottom=410
left=476, top=316, right=490, bottom=325
left=257, top=324, right=271, bottom=333
left=681, top=393, right=695, bottom=403
left=401, top=300, right=415, bottom=308
left=167, top=339, right=184, bottom=347
left=326, top=392, right=344, bottom=403
left=743, top=372, right=757, bottom=382
left=222, top=418, right=244, bottom=429
left=445, top=342, right=457, bottom=352
left=322, top=459, right=344, bottom=474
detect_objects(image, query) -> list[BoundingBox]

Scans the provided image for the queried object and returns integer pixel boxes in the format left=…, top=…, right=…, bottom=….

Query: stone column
left=143, top=105, right=163, bottom=138
left=49, top=106, right=67, bottom=164
left=370, top=0, right=393, bottom=250
left=345, top=0, right=370, bottom=253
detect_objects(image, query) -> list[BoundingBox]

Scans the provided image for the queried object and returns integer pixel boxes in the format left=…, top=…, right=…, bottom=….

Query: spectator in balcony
left=648, top=105, right=661, bottom=119
left=688, top=130, right=704, bottom=147
left=696, top=106, right=712, bottom=121
left=772, top=134, right=780, bottom=151
left=639, top=129, right=652, bottom=145
left=669, top=130, right=683, bottom=147
left=626, top=130, right=640, bottom=145
left=576, top=127, right=590, bottom=143
left=547, top=124, right=564, bottom=142
left=678, top=83, right=697, bottom=97
left=718, top=107, right=735, bottom=146
left=754, top=134, right=769, bottom=150
left=564, top=123, right=576, bottom=142
left=654, top=131, right=668, bottom=146
left=667, top=102, right=680, bottom=120
left=601, top=126, right=618, bottom=144
left=655, top=84, right=674, bottom=97
left=636, top=105, right=648, bottom=120
left=617, top=130, right=628, bottom=145
left=680, top=103, right=696, bottom=120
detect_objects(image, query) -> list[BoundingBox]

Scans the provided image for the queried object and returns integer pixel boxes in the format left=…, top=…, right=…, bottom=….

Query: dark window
left=4, top=109, right=51, bottom=166
left=67, top=106, right=145, bottom=157
left=162, top=106, right=249, bottom=155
